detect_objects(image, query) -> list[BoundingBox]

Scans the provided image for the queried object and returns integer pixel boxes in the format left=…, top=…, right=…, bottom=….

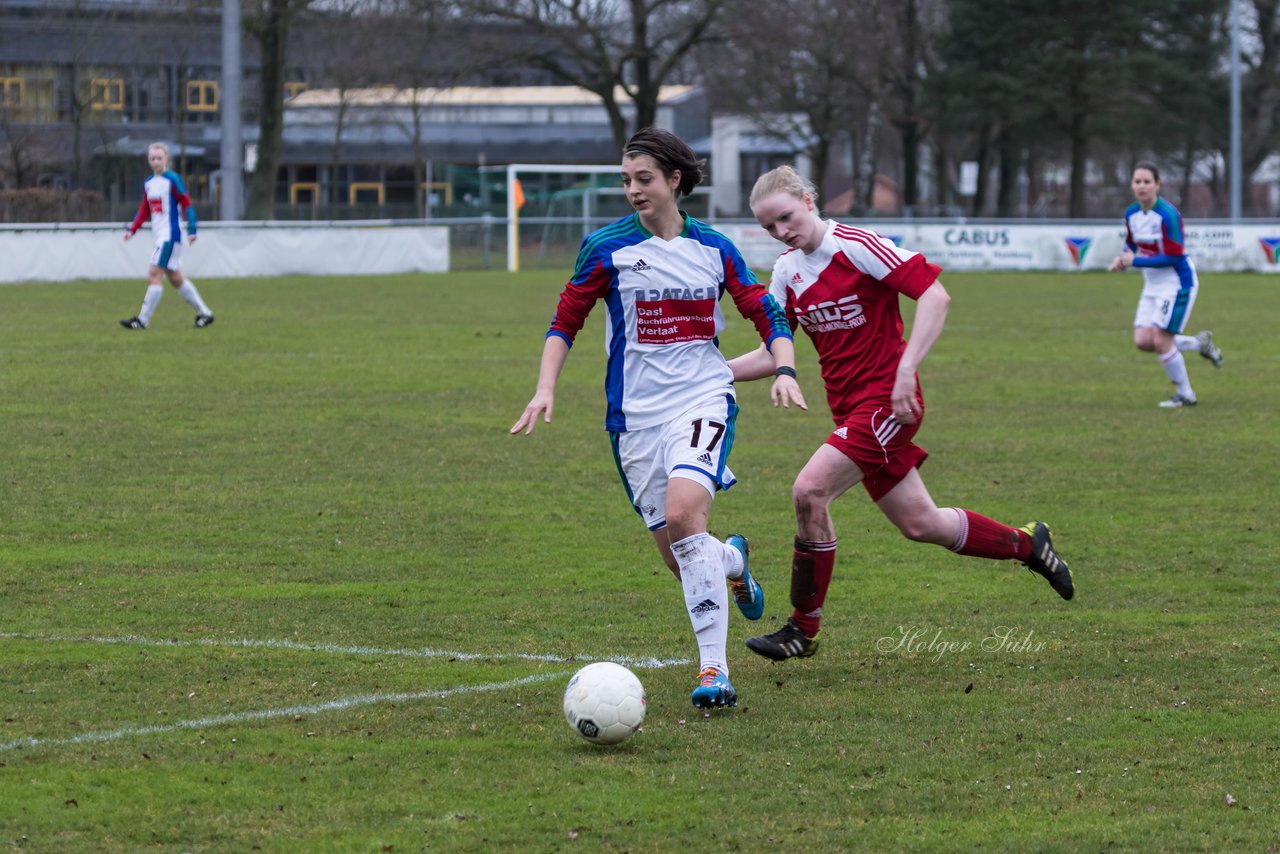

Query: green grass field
left=1, top=269, right=1277, bottom=852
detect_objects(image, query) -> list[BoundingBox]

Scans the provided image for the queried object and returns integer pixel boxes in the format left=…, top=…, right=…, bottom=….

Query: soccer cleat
left=690, top=667, right=737, bottom=708
left=746, top=618, right=819, bottom=662
left=119, top=317, right=146, bottom=330
left=1020, top=521, right=1074, bottom=601
left=1158, top=393, right=1197, bottom=408
left=1195, top=330, right=1222, bottom=368
left=725, top=533, right=763, bottom=620
left=195, top=314, right=215, bottom=328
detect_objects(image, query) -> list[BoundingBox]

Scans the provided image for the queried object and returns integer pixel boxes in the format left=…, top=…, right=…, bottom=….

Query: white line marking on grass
left=0, top=632, right=691, bottom=670
left=1, top=671, right=572, bottom=753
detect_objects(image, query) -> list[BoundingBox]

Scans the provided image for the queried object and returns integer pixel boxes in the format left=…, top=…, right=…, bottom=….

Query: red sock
left=947, top=509, right=1032, bottom=561
left=790, top=538, right=836, bottom=637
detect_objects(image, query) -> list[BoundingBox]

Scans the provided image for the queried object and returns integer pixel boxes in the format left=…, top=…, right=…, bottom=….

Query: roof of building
left=288, top=85, right=699, bottom=109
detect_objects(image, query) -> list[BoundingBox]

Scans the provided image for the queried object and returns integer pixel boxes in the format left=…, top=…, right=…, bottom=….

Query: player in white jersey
left=511, top=127, right=800, bottom=709
left=1108, top=161, right=1222, bottom=407
left=120, top=142, right=215, bottom=330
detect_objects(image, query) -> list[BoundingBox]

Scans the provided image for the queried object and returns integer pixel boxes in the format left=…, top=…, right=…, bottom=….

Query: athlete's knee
left=894, top=516, right=934, bottom=543
left=893, top=507, right=950, bottom=544
left=663, top=506, right=704, bottom=542
left=792, top=476, right=833, bottom=517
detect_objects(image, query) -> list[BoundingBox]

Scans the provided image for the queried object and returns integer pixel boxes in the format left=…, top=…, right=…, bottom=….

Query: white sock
left=1173, top=334, right=1199, bottom=353
left=177, top=279, right=211, bottom=316
left=721, top=538, right=744, bottom=580
left=1159, top=349, right=1194, bottom=398
left=671, top=532, right=729, bottom=676
left=138, top=284, right=163, bottom=325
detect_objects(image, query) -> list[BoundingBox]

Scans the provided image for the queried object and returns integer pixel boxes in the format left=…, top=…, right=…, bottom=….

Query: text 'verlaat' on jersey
left=635, top=297, right=716, bottom=343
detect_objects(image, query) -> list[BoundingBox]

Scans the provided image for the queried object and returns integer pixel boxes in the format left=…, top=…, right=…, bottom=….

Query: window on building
left=0, top=77, right=22, bottom=108
left=90, top=78, right=124, bottom=111
left=187, top=80, right=219, bottom=112
left=349, top=182, right=385, bottom=206
left=290, top=182, right=320, bottom=205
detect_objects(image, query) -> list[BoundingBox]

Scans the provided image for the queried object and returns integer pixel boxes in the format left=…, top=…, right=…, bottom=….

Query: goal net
left=494, top=163, right=711, bottom=271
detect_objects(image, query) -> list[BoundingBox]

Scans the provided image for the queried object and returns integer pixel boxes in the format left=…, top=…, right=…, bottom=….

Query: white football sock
left=1173, top=334, right=1199, bottom=353
left=1159, top=348, right=1194, bottom=398
left=720, top=538, right=744, bottom=579
left=138, top=284, right=163, bottom=325
left=670, top=532, right=729, bottom=676
left=177, top=279, right=211, bottom=316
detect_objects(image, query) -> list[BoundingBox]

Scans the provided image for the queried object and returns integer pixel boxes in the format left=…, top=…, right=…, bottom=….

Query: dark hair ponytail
left=624, top=127, right=705, bottom=197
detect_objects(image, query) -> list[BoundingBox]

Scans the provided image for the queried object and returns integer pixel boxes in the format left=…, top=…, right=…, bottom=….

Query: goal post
left=504, top=163, right=622, bottom=272
left=491, top=163, right=714, bottom=272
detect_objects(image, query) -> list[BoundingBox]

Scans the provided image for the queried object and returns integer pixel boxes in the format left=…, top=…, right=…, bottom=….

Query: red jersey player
left=728, top=165, right=1074, bottom=662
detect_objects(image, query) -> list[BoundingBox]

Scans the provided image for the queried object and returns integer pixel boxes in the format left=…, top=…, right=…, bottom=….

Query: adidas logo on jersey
left=690, top=598, right=720, bottom=616
left=632, top=258, right=652, bottom=272
left=696, top=452, right=714, bottom=466
left=834, top=427, right=848, bottom=439
left=791, top=272, right=804, bottom=285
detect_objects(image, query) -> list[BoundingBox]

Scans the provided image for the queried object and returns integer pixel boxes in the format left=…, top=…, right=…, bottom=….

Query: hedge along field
left=0, top=270, right=1276, bottom=852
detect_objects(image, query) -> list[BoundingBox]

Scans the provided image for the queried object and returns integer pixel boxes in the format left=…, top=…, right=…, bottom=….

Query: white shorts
left=1133, top=279, right=1197, bottom=333
left=149, top=240, right=185, bottom=271
left=610, top=393, right=739, bottom=531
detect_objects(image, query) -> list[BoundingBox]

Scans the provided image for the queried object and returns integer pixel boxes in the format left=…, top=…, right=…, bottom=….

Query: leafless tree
left=60, top=0, right=127, bottom=190
left=1241, top=0, right=1280, bottom=211
left=245, top=0, right=315, bottom=219
left=309, top=2, right=388, bottom=205
left=703, top=0, right=886, bottom=213
left=461, top=0, right=727, bottom=150
left=872, top=0, right=946, bottom=213
left=0, top=110, right=39, bottom=188
left=378, top=0, right=479, bottom=217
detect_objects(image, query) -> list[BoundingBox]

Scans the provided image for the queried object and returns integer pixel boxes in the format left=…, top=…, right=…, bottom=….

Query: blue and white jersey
left=547, top=212, right=790, bottom=432
left=1123, top=198, right=1195, bottom=291
left=128, top=170, right=197, bottom=244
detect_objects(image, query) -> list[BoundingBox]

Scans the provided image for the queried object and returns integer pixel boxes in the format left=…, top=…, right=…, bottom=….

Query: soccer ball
left=563, top=662, right=646, bottom=745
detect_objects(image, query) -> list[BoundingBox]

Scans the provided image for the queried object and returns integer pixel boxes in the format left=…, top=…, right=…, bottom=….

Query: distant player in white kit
left=120, top=142, right=215, bottom=330
left=511, top=127, right=800, bottom=709
left=1108, top=161, right=1221, bottom=406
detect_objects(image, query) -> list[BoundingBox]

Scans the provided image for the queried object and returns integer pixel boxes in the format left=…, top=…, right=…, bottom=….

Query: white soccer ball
left=563, top=662, right=646, bottom=745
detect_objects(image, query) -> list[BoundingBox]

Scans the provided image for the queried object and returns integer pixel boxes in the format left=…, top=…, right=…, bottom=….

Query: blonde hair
left=148, top=142, right=169, bottom=156
left=749, top=164, right=818, bottom=208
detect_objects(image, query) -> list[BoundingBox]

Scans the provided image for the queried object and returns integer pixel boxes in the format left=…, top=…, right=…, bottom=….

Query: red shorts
left=824, top=398, right=928, bottom=501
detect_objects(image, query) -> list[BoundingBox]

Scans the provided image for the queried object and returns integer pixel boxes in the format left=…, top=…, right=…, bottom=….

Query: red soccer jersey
left=766, top=221, right=941, bottom=423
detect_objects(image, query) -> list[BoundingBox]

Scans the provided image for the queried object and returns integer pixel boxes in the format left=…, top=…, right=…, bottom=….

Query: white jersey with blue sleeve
left=1123, top=198, right=1196, bottom=291
left=546, top=212, right=791, bottom=432
left=128, top=170, right=197, bottom=244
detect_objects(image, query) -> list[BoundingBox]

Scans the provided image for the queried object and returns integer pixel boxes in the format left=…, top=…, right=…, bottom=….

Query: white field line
left=0, top=632, right=692, bottom=670
left=0, top=632, right=690, bottom=752
left=1, top=670, right=571, bottom=752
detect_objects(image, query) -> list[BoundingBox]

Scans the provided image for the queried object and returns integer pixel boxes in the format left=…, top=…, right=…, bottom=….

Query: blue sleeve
left=1132, top=254, right=1188, bottom=271
left=166, top=171, right=197, bottom=234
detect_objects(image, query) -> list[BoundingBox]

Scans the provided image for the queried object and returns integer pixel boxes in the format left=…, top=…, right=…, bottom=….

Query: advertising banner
left=0, top=224, right=450, bottom=283
left=719, top=222, right=1280, bottom=275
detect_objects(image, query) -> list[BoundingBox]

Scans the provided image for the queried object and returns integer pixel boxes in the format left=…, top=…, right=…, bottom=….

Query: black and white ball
left=563, top=662, right=646, bottom=745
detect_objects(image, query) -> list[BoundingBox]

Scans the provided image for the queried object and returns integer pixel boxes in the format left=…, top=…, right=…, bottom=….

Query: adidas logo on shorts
left=834, top=427, right=848, bottom=439
left=697, top=452, right=713, bottom=466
